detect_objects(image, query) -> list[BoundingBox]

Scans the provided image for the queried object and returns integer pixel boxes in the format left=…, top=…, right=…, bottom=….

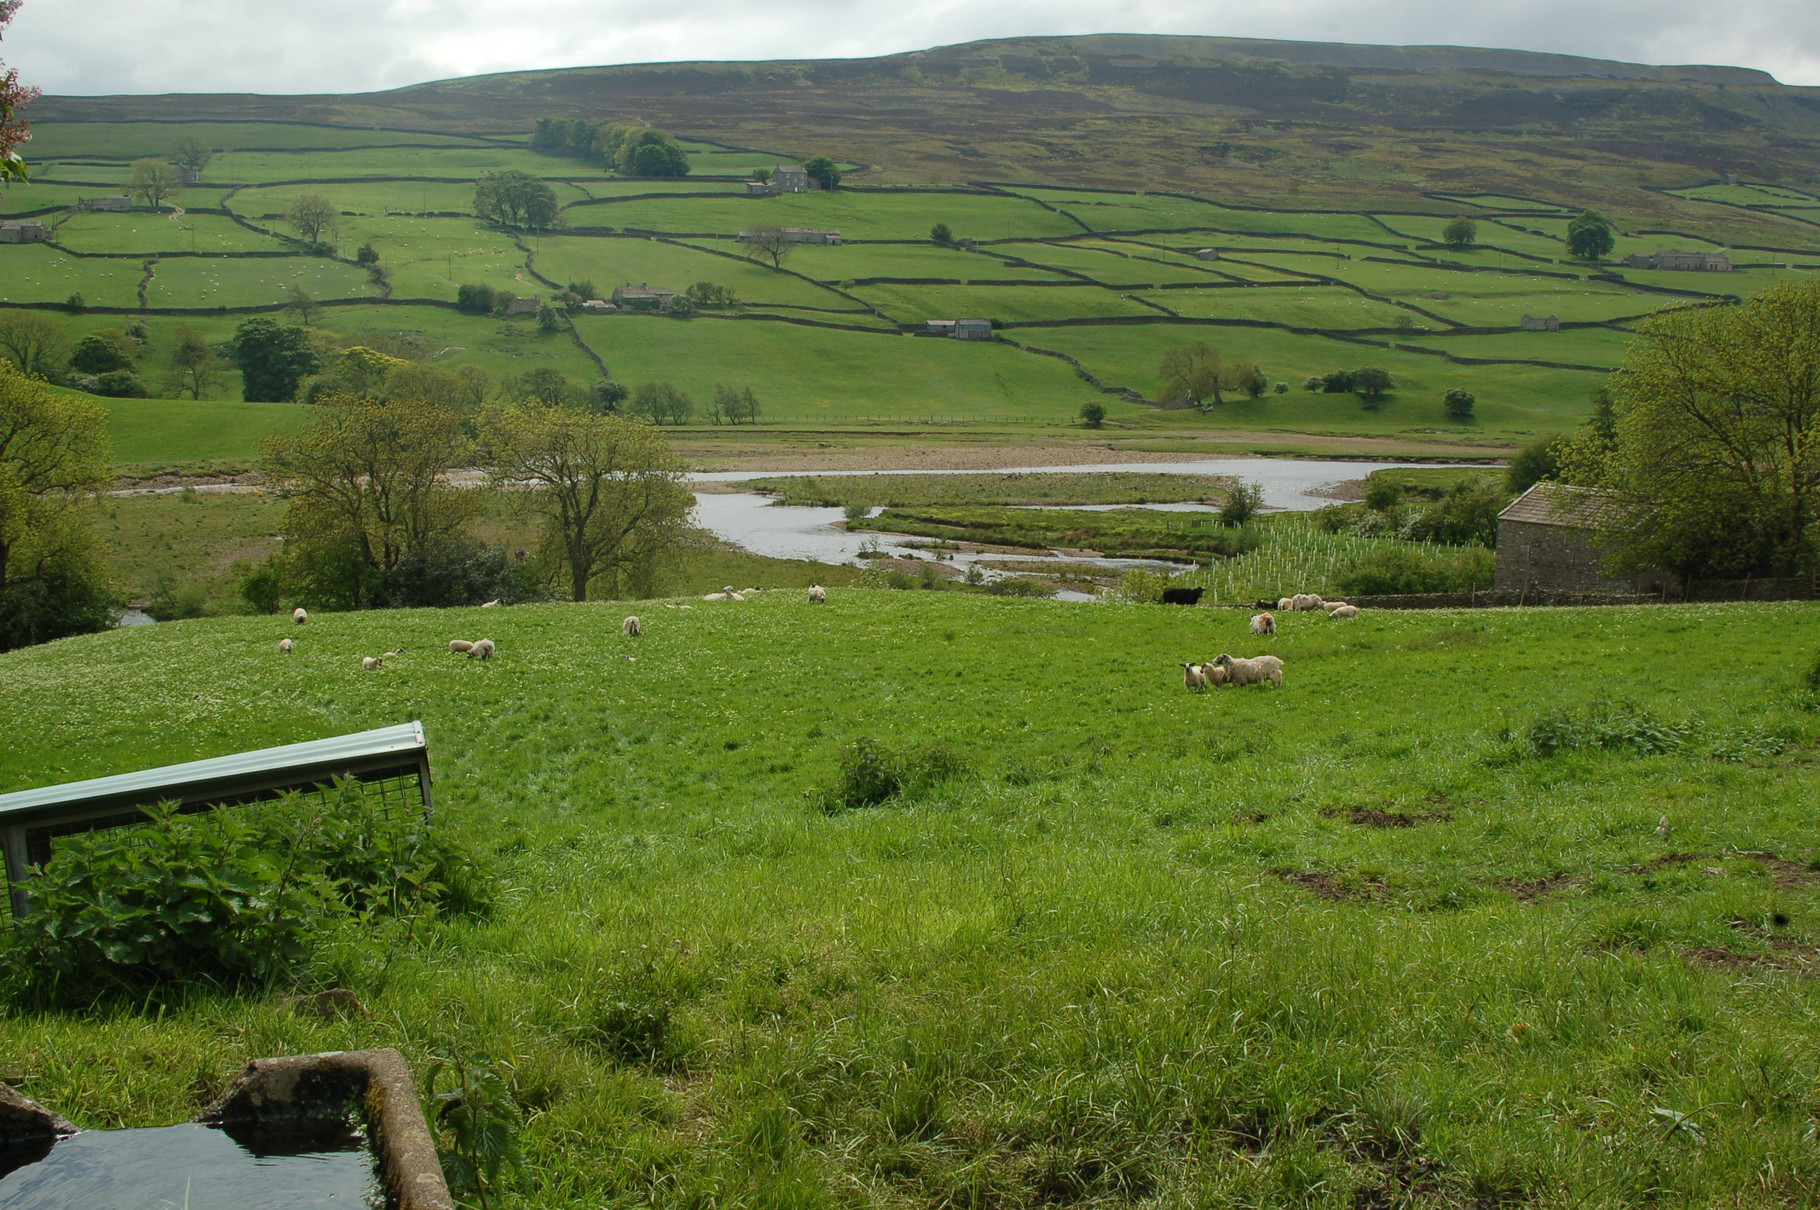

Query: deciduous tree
left=1567, top=210, right=1615, bottom=263
left=163, top=325, right=221, bottom=400
left=803, top=155, right=841, bottom=190
left=474, top=170, right=558, bottom=228
left=263, top=393, right=480, bottom=607
left=0, top=360, right=113, bottom=650
left=1566, top=278, right=1820, bottom=579
left=743, top=224, right=794, bottom=270
left=286, top=193, right=336, bottom=245
left=0, top=311, right=68, bottom=378
left=632, top=381, right=694, bottom=425
left=1157, top=342, right=1225, bottom=407
left=231, top=317, right=320, bottom=402
left=1441, top=216, right=1477, bottom=250
left=478, top=403, right=692, bottom=601
left=167, top=134, right=212, bottom=176
left=129, top=157, right=180, bottom=208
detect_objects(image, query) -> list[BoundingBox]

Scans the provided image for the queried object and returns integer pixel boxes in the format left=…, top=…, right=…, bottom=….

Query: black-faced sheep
left=1213, top=653, right=1284, bottom=687
left=623, top=616, right=642, bottom=637
left=1250, top=612, right=1276, bottom=636
left=1182, top=662, right=1209, bottom=692
left=807, top=584, right=827, bottom=603
left=361, top=655, right=384, bottom=671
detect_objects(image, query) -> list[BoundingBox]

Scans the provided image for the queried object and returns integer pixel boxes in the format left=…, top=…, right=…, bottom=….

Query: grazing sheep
left=1203, top=662, right=1231, bottom=687
left=1212, top=652, right=1285, bottom=687
left=807, top=584, right=827, bottom=604
left=361, top=656, right=384, bottom=671
left=293, top=607, right=308, bottom=625
left=1161, top=585, right=1204, bottom=606
left=468, top=638, right=495, bottom=661
left=1290, top=593, right=1326, bottom=612
left=1277, top=597, right=1294, bottom=611
left=279, top=638, right=293, bottom=653
left=448, top=639, right=475, bottom=654
left=1182, top=662, right=1209, bottom=692
left=1328, top=604, right=1360, bottom=620
left=622, top=616, right=642, bottom=638
left=1250, top=612, right=1276, bottom=636
left=481, top=599, right=502, bottom=608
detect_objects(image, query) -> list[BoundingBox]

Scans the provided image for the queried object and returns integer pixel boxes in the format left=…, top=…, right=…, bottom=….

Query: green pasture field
left=0, top=181, right=139, bottom=216
left=784, top=241, right=1071, bottom=283
left=102, top=396, right=312, bottom=467
left=314, top=216, right=527, bottom=301
left=1021, top=322, right=1601, bottom=431
left=204, top=145, right=597, bottom=186
left=97, top=489, right=292, bottom=604
left=536, top=236, right=867, bottom=314
left=1427, top=191, right=1571, bottom=212
left=987, top=239, right=1196, bottom=282
left=1111, top=244, right=1323, bottom=282
left=574, top=316, right=1107, bottom=419
left=21, top=121, right=496, bottom=160
left=1141, top=285, right=1414, bottom=329
left=566, top=179, right=753, bottom=198
left=742, top=471, right=1227, bottom=508
left=142, top=256, right=378, bottom=308
left=3, top=597, right=1819, bottom=1206
left=579, top=190, right=1084, bottom=241
left=51, top=211, right=286, bottom=255
left=1339, top=266, right=1682, bottom=327
left=850, top=281, right=1159, bottom=323
left=229, top=178, right=592, bottom=219
left=27, top=162, right=133, bottom=186
left=1009, top=188, right=1414, bottom=243
left=1408, top=327, right=1639, bottom=368
left=0, top=244, right=143, bottom=307
left=310, top=304, right=608, bottom=386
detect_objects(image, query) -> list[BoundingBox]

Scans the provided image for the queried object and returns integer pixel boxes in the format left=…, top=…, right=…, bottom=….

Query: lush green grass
left=1142, top=285, right=1413, bottom=328
left=0, top=244, right=145, bottom=307
left=538, top=236, right=865, bottom=314
left=742, top=471, right=1228, bottom=507
left=22, top=122, right=496, bottom=160
left=2, top=596, right=1819, bottom=1206
left=574, top=190, right=1084, bottom=241
left=851, top=281, right=1159, bottom=323
left=142, top=256, right=379, bottom=308
left=103, top=397, right=312, bottom=466
left=785, top=241, right=1074, bottom=283
left=51, top=211, right=287, bottom=255
left=1177, top=511, right=1492, bottom=601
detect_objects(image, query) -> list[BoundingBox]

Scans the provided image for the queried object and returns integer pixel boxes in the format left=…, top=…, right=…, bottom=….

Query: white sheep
left=1277, top=597, right=1294, bottom=611
left=1328, top=604, right=1360, bottom=620
left=1182, top=662, right=1208, bottom=692
left=622, top=616, right=642, bottom=637
left=1213, top=652, right=1284, bottom=687
left=807, top=584, right=827, bottom=604
left=1204, top=662, right=1231, bottom=687
left=361, top=655, right=384, bottom=671
left=1290, top=593, right=1326, bottom=612
left=293, top=607, right=308, bottom=625
left=279, top=638, right=293, bottom=653
left=1250, top=612, right=1276, bottom=636
left=481, top=599, right=502, bottom=608
left=448, top=639, right=474, bottom=654
left=468, top=638, right=495, bottom=660
left=703, top=585, right=739, bottom=602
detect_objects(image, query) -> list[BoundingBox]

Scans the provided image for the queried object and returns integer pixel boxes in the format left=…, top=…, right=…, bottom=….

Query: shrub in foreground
left=823, top=736, right=973, bottom=811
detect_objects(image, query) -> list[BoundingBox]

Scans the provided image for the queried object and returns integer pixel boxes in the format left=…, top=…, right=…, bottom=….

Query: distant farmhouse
left=737, top=227, right=842, bottom=246
left=1494, top=483, right=1673, bottom=595
left=0, top=220, right=51, bottom=244
left=748, top=165, right=814, bottom=196
left=1193, top=248, right=1221, bottom=261
left=612, top=284, right=676, bottom=311
left=1519, top=314, right=1560, bottom=331
left=503, top=295, right=542, bottom=316
left=923, top=318, right=993, bottom=340
left=1622, top=250, right=1732, bottom=272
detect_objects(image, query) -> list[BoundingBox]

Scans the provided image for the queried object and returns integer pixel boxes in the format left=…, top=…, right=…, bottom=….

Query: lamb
left=1250, top=612, right=1276, bottom=636
left=448, top=639, right=475, bottom=654
left=703, top=586, right=741, bottom=602
left=468, top=638, right=495, bottom=660
left=1204, top=662, right=1231, bottom=687
left=361, top=655, right=384, bottom=671
left=293, top=607, right=308, bottom=625
left=807, top=584, right=827, bottom=604
left=279, top=638, right=293, bottom=653
left=1212, top=652, right=1284, bottom=687
left=1328, top=604, right=1360, bottom=620
left=1182, top=662, right=1209, bottom=692
left=1277, top=597, right=1294, bottom=611
left=622, top=616, right=642, bottom=638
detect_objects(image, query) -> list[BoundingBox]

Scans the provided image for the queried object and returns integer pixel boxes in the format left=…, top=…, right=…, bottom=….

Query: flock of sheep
left=273, top=586, right=832, bottom=670
left=1181, top=593, right=1362, bottom=693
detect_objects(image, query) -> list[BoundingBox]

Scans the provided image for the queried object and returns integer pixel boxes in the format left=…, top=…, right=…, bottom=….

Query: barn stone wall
left=1494, top=519, right=1673, bottom=594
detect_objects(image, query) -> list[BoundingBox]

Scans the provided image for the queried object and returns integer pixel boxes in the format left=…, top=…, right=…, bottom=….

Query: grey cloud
left=8, top=0, right=1819, bottom=95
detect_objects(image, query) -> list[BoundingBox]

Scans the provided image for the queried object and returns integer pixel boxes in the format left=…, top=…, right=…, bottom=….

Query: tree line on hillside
left=530, top=118, right=691, bottom=177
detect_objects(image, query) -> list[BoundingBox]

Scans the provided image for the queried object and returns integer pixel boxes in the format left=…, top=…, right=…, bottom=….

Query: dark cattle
left=1161, top=586, right=1204, bottom=606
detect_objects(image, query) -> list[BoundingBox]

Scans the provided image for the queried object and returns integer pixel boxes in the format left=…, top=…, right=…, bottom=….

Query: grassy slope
left=2, top=596, right=1818, bottom=1205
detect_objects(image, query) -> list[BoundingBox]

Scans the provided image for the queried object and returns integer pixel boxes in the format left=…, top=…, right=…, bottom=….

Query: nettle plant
left=4, top=780, right=488, bottom=1005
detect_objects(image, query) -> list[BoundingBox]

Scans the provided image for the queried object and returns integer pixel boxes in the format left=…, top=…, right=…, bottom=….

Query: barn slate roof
left=1497, top=482, right=1626, bottom=529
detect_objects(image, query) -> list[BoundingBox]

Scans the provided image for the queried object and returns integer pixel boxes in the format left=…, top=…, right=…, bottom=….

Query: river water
left=689, top=458, right=1459, bottom=568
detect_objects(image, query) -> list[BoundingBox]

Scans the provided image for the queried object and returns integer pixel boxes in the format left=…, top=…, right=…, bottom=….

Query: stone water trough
left=0, top=1048, right=451, bottom=1209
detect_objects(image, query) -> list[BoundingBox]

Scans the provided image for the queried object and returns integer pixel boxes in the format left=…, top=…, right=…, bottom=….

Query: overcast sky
left=8, top=0, right=1820, bottom=96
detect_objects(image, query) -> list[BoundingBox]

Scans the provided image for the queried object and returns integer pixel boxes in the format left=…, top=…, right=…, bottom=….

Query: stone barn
left=1494, top=482, right=1674, bottom=595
